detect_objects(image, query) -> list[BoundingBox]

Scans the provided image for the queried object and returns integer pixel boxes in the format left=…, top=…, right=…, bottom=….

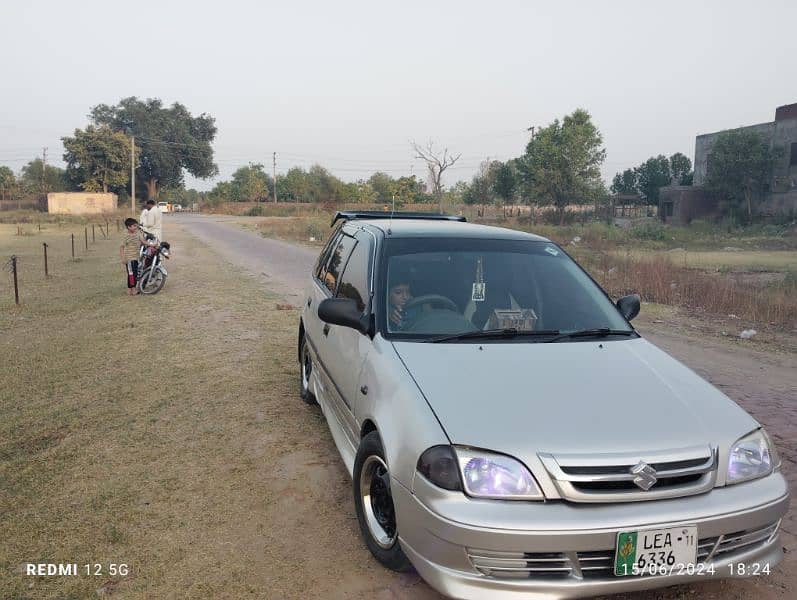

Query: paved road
left=177, top=214, right=795, bottom=600
left=176, top=213, right=315, bottom=303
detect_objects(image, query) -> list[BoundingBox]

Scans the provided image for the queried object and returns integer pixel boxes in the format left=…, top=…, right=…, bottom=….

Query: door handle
left=323, top=324, right=330, bottom=336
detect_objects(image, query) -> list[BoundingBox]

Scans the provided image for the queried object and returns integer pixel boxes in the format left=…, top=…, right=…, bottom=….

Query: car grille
left=538, top=446, right=718, bottom=502
left=467, top=521, right=780, bottom=580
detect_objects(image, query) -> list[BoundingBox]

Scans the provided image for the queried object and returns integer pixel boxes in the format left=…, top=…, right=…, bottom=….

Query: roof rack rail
left=330, top=210, right=466, bottom=227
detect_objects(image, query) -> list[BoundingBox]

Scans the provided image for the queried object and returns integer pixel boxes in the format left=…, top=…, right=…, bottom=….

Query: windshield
left=383, top=238, right=632, bottom=340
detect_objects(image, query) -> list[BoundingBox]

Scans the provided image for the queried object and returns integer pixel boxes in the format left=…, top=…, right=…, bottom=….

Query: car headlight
left=456, top=447, right=543, bottom=500
left=727, top=429, right=779, bottom=484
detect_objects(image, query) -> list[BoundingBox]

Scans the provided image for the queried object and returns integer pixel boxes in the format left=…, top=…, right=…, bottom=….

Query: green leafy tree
left=208, top=180, right=233, bottom=204
left=20, top=158, right=69, bottom=193
left=62, top=125, right=136, bottom=192
left=517, top=109, right=606, bottom=223
left=669, top=152, right=693, bottom=185
left=463, top=161, right=493, bottom=205
left=230, top=164, right=273, bottom=201
left=367, top=171, right=395, bottom=204
left=306, top=165, right=339, bottom=204
left=280, top=167, right=310, bottom=202
left=610, top=168, right=638, bottom=194
left=90, top=97, right=217, bottom=201
left=0, top=165, right=14, bottom=201
left=635, top=155, right=671, bottom=205
left=392, top=175, right=427, bottom=204
left=489, top=161, right=516, bottom=203
left=704, top=130, right=783, bottom=223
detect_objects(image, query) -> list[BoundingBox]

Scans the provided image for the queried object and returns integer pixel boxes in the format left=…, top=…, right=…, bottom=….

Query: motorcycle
left=137, top=237, right=171, bottom=294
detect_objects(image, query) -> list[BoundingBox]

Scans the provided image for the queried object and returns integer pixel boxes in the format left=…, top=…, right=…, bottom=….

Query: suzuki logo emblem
left=631, top=461, right=658, bottom=491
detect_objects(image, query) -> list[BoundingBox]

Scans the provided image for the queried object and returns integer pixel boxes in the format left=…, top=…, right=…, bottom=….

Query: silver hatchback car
left=297, top=212, right=788, bottom=599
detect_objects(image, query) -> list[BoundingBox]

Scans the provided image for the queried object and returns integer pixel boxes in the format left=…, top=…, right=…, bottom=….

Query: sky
left=1, top=0, right=796, bottom=192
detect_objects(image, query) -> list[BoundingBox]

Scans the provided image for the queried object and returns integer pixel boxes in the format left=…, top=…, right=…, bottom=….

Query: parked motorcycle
left=137, top=239, right=171, bottom=294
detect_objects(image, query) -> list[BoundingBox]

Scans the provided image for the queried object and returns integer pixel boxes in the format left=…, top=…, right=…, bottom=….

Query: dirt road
left=178, top=214, right=795, bottom=600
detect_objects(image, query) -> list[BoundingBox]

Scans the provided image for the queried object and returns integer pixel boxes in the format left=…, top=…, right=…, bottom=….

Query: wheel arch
left=297, top=319, right=305, bottom=363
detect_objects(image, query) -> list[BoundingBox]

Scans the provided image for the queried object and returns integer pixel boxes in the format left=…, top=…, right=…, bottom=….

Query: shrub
left=630, top=222, right=667, bottom=241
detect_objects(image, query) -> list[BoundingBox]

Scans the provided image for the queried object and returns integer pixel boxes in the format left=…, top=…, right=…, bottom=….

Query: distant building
left=47, top=192, right=117, bottom=215
left=694, top=102, right=797, bottom=217
left=659, top=186, right=718, bottom=225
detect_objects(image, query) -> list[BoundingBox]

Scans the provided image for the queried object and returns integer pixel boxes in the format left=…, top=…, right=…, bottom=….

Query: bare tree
left=412, top=140, right=461, bottom=213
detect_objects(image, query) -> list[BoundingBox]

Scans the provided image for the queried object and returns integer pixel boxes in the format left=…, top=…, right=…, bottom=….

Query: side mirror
left=318, top=297, right=368, bottom=334
left=616, top=294, right=641, bottom=322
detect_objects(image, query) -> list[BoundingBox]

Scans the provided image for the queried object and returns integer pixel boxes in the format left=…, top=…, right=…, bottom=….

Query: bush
left=630, top=222, right=667, bottom=241
left=245, top=205, right=265, bottom=216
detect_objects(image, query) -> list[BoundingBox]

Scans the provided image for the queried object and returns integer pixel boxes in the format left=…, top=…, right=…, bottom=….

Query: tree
left=517, top=108, right=606, bottom=223
left=635, top=155, right=671, bottom=205
left=305, top=164, right=339, bottom=204
left=490, top=161, right=516, bottom=203
left=462, top=161, right=493, bottom=205
left=0, top=166, right=14, bottom=201
left=20, top=158, right=68, bottom=194
left=392, top=175, right=427, bottom=204
left=280, top=167, right=310, bottom=202
left=368, top=171, right=395, bottom=204
left=90, top=97, right=217, bottom=201
left=62, top=125, right=135, bottom=192
left=229, top=163, right=273, bottom=202
left=412, top=140, right=461, bottom=213
left=669, top=152, right=693, bottom=185
left=610, top=168, right=638, bottom=194
left=704, top=130, right=783, bottom=223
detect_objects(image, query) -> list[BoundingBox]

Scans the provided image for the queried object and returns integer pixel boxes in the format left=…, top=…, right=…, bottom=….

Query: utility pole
left=131, top=136, right=136, bottom=217
left=41, top=147, right=48, bottom=195
left=273, top=152, right=277, bottom=203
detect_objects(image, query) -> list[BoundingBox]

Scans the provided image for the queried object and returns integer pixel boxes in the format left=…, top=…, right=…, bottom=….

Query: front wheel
left=353, top=432, right=412, bottom=572
left=298, top=336, right=317, bottom=405
left=138, top=267, right=166, bottom=294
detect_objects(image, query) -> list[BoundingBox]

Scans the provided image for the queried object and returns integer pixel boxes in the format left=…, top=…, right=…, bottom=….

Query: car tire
left=353, top=432, right=412, bottom=572
left=299, top=335, right=317, bottom=405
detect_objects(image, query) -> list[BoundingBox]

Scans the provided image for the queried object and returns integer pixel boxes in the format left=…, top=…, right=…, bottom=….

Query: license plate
left=614, top=526, right=698, bottom=576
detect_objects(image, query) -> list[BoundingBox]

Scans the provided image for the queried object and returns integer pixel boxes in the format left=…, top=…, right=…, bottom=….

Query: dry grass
left=612, top=249, right=797, bottom=273
left=0, top=223, right=389, bottom=598
left=588, top=252, right=797, bottom=327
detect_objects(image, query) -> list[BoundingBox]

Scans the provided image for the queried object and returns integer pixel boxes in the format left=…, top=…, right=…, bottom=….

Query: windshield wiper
left=427, top=328, right=560, bottom=343
left=544, top=328, right=636, bottom=343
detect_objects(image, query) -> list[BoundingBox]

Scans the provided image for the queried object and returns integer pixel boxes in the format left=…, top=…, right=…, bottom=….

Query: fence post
left=92, top=224, right=96, bottom=243
left=71, top=234, right=75, bottom=258
left=11, top=255, right=19, bottom=304
left=43, top=243, right=49, bottom=277
left=85, top=227, right=88, bottom=250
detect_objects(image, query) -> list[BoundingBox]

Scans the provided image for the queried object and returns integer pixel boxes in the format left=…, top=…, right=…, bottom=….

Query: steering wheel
left=403, top=294, right=459, bottom=313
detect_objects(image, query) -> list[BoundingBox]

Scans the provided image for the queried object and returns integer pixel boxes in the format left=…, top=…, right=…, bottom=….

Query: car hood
left=392, top=337, right=757, bottom=457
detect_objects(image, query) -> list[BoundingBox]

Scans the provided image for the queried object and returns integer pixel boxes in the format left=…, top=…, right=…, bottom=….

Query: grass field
left=610, top=249, right=797, bottom=273
left=0, top=223, right=351, bottom=598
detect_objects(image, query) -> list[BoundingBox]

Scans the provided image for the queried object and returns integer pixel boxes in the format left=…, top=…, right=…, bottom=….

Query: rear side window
left=314, top=229, right=342, bottom=279
left=336, top=236, right=372, bottom=313
left=319, top=234, right=356, bottom=294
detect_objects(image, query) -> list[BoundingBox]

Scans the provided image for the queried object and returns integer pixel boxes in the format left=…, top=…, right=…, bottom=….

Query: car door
left=305, top=230, right=357, bottom=426
left=323, top=230, right=374, bottom=448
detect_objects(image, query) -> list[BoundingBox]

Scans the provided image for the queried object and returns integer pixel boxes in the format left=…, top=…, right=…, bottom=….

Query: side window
left=320, top=234, right=356, bottom=294
left=336, top=236, right=372, bottom=314
left=315, top=229, right=342, bottom=280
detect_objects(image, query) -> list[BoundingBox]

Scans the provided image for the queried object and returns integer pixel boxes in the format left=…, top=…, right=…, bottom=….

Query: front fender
left=357, top=335, right=449, bottom=488
left=157, top=265, right=168, bottom=276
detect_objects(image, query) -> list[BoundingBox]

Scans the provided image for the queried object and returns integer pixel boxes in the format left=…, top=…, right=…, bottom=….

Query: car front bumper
left=393, top=472, right=789, bottom=600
